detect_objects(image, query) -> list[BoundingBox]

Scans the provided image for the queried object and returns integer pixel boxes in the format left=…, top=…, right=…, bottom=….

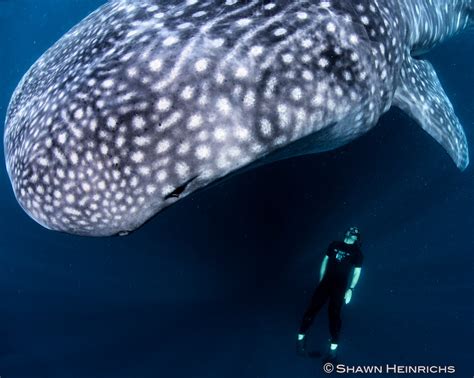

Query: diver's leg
left=297, top=279, right=330, bottom=355
left=327, top=284, right=345, bottom=350
left=299, top=279, right=330, bottom=335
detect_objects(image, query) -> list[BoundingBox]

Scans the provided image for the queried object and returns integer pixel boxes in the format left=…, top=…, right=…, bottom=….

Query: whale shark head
left=4, top=2, right=216, bottom=236
left=5, top=0, right=387, bottom=236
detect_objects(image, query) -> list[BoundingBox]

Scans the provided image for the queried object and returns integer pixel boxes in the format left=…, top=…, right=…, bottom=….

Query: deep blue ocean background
left=0, top=1, right=473, bottom=377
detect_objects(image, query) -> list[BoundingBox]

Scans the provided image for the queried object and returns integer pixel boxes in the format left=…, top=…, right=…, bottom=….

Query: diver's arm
left=349, top=267, right=362, bottom=290
left=319, top=256, right=329, bottom=282
left=344, top=267, right=362, bottom=305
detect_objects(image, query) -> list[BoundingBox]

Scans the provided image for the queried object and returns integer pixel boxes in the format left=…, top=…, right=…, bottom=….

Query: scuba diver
left=296, top=226, right=363, bottom=361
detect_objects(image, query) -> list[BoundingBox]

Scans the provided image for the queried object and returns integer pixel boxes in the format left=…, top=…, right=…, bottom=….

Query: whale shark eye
left=164, top=175, right=199, bottom=200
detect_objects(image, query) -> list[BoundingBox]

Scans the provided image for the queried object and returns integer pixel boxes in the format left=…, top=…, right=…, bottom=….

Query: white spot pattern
left=4, top=0, right=470, bottom=237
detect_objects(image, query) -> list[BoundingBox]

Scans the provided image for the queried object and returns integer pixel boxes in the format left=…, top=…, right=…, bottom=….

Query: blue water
left=0, top=1, right=473, bottom=377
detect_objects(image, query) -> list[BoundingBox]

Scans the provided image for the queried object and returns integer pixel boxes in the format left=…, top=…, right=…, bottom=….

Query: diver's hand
left=344, top=289, right=353, bottom=304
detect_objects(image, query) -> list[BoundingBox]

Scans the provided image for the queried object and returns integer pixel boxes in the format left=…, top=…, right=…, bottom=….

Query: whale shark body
left=4, top=0, right=473, bottom=236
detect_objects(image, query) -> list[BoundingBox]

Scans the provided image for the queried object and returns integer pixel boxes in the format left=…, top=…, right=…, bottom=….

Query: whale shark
left=4, top=0, right=473, bottom=236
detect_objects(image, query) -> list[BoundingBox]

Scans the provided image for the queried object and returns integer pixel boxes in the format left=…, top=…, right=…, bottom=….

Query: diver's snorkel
left=344, top=227, right=362, bottom=247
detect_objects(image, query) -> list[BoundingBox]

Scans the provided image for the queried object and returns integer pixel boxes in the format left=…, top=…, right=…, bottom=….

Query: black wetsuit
left=299, top=241, right=363, bottom=344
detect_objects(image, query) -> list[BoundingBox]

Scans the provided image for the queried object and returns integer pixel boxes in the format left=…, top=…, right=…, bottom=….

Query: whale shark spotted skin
left=4, top=0, right=473, bottom=236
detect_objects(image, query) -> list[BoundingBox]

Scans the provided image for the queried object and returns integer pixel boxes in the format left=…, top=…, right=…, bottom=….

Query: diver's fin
left=393, top=56, right=469, bottom=170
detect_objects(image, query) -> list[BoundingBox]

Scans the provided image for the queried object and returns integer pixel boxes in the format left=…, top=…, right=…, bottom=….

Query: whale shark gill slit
left=193, top=122, right=340, bottom=196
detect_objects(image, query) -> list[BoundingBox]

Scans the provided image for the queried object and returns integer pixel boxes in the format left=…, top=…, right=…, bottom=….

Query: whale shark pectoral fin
left=393, top=57, right=469, bottom=170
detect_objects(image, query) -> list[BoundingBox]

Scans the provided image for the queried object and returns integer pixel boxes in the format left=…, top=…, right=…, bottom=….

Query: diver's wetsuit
left=299, top=241, right=363, bottom=343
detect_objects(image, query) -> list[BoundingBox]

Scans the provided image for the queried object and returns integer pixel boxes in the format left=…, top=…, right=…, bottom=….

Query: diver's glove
left=344, top=288, right=353, bottom=304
